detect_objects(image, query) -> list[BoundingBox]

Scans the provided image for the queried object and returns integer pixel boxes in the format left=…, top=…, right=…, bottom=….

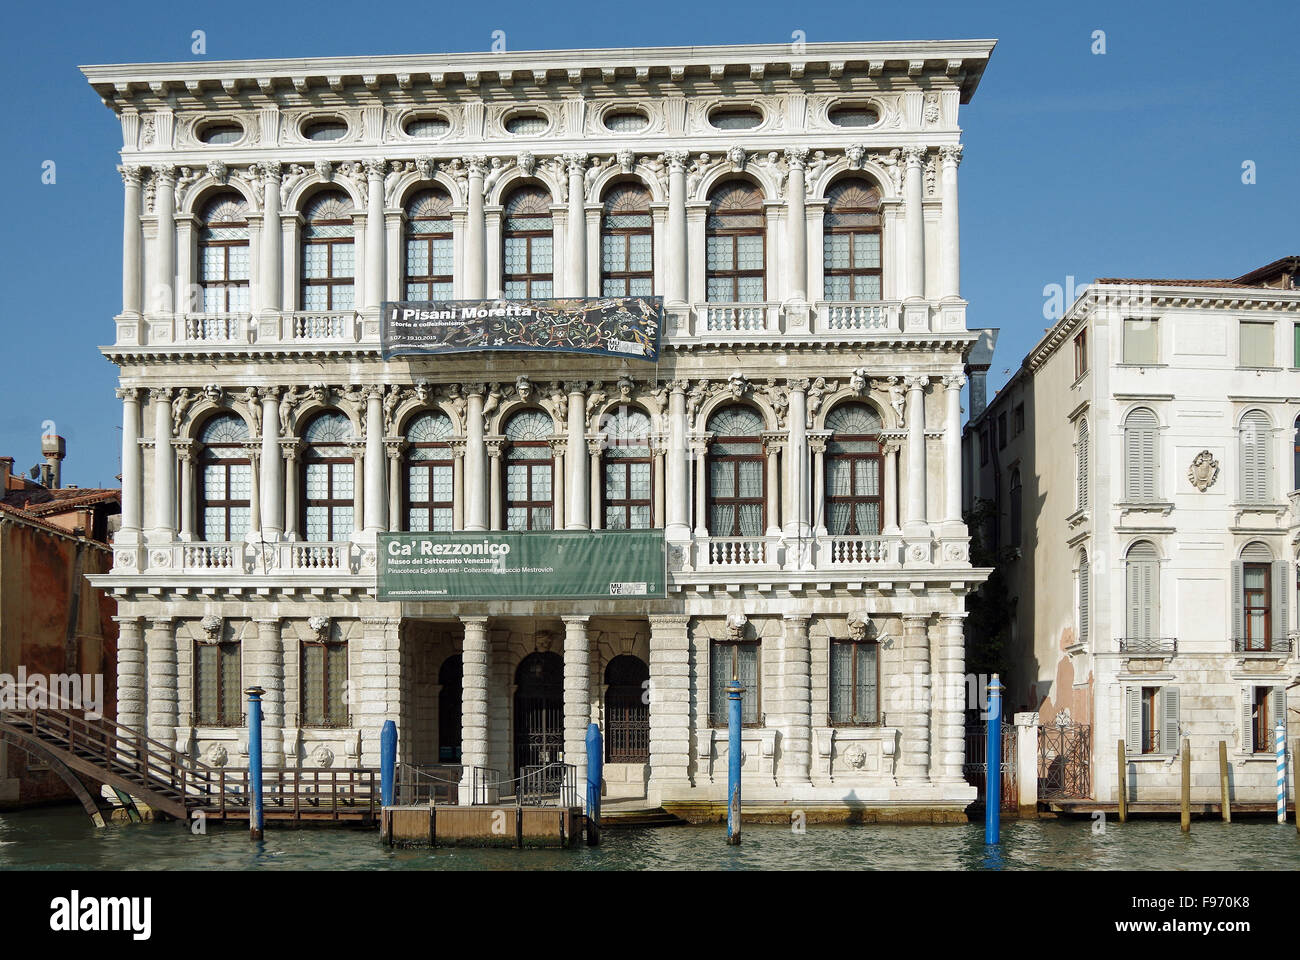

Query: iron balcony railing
left=1231, top=637, right=1294, bottom=653
left=1117, top=637, right=1178, bottom=654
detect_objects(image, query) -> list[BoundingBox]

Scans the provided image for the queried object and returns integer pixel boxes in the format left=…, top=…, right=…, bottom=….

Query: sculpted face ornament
left=200, top=615, right=223, bottom=643
left=846, top=612, right=872, bottom=643
left=308, top=616, right=331, bottom=641
left=725, top=612, right=748, bottom=642
left=1187, top=450, right=1220, bottom=492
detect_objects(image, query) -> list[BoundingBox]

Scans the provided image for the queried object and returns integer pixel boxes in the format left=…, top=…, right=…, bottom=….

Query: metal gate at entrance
left=514, top=652, right=564, bottom=779
left=1039, top=719, right=1091, bottom=799
left=964, top=721, right=1017, bottom=810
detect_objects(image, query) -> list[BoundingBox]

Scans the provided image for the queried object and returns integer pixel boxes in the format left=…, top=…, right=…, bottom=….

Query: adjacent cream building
left=84, top=40, right=995, bottom=818
left=965, top=258, right=1300, bottom=804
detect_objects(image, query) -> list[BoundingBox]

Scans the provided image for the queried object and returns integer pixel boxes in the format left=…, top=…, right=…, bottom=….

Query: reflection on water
left=1, top=806, right=1298, bottom=871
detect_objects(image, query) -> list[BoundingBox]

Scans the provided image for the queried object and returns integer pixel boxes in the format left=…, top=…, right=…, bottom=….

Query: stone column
left=780, top=614, right=812, bottom=784
left=587, top=438, right=602, bottom=530
left=550, top=441, right=566, bottom=531
left=762, top=434, right=784, bottom=536
left=146, top=617, right=177, bottom=748
left=259, top=162, right=282, bottom=316
left=464, top=385, right=487, bottom=530
left=260, top=389, right=283, bottom=539
left=903, top=376, right=928, bottom=534
left=938, top=145, right=963, bottom=301
left=565, top=154, right=588, bottom=297
left=665, top=381, right=690, bottom=540
left=942, top=374, right=966, bottom=526
left=665, top=151, right=689, bottom=305
left=119, top=165, right=144, bottom=317
left=648, top=615, right=692, bottom=799
left=652, top=443, right=666, bottom=529
left=486, top=439, right=504, bottom=530
left=785, top=147, right=809, bottom=303
left=692, top=439, right=709, bottom=538
left=785, top=381, right=810, bottom=539
left=902, top=147, right=926, bottom=301
left=175, top=441, right=194, bottom=541
left=883, top=439, right=902, bottom=535
left=348, top=441, right=365, bottom=538
left=385, top=440, right=405, bottom=531
left=933, top=614, right=968, bottom=784
left=809, top=433, right=828, bottom=537
left=117, top=388, right=143, bottom=543
left=459, top=616, right=490, bottom=804
left=149, top=388, right=175, bottom=541
left=565, top=381, right=589, bottom=529
left=152, top=166, right=177, bottom=314
left=114, top=616, right=145, bottom=732
left=255, top=618, right=285, bottom=767
left=451, top=439, right=466, bottom=530
left=281, top=440, right=301, bottom=539
left=364, top=159, right=387, bottom=310
left=244, top=444, right=261, bottom=537
left=464, top=158, right=487, bottom=299
left=898, top=615, right=931, bottom=782
left=363, top=388, right=386, bottom=537
left=563, top=616, right=591, bottom=794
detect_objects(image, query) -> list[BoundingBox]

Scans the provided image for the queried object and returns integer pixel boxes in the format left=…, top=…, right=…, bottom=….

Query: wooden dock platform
left=380, top=804, right=584, bottom=847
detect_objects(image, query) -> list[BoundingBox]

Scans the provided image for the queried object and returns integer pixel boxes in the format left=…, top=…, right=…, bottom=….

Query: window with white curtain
left=302, top=412, right=355, bottom=541
left=824, top=402, right=883, bottom=536
left=706, top=406, right=765, bottom=536
left=705, top=181, right=765, bottom=302
left=822, top=178, right=883, bottom=301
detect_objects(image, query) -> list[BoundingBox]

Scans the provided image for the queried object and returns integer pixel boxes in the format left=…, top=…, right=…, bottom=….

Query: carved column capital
left=665, top=149, right=690, bottom=171
left=118, top=164, right=144, bottom=186
left=939, top=144, right=965, bottom=167
left=900, top=146, right=928, bottom=167
left=784, top=146, right=810, bottom=169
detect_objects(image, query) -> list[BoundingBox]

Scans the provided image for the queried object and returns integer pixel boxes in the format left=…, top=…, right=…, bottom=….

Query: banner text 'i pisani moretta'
left=380, top=296, right=662, bottom=361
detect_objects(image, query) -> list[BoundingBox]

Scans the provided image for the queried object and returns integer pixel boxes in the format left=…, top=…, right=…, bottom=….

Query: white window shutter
left=1241, top=686, right=1254, bottom=752
left=1079, top=555, right=1090, bottom=643
left=1077, top=420, right=1089, bottom=510
left=1125, top=687, right=1141, bottom=755
left=1159, top=686, right=1180, bottom=755
left=1124, top=409, right=1158, bottom=502
left=1272, top=560, right=1289, bottom=642
left=1269, top=687, right=1287, bottom=742
left=1230, top=561, right=1244, bottom=641
left=1241, top=411, right=1271, bottom=504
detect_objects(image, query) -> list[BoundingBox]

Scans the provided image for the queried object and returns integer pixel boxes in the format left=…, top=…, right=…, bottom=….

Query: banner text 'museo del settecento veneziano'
left=377, top=529, right=667, bottom=601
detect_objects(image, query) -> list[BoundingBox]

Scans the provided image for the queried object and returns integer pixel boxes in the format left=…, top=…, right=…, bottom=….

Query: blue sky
left=1, top=0, right=1295, bottom=487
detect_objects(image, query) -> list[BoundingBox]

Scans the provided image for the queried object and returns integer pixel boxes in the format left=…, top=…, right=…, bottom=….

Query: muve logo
left=49, top=890, right=151, bottom=941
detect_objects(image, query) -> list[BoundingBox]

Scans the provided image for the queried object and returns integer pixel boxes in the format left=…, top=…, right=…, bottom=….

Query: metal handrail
left=1231, top=637, right=1294, bottom=653
left=1116, top=637, right=1178, bottom=654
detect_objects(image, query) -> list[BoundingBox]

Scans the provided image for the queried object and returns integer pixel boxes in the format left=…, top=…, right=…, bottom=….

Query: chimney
left=966, top=328, right=1000, bottom=419
left=0, top=456, right=12, bottom=492
left=41, top=434, right=66, bottom=490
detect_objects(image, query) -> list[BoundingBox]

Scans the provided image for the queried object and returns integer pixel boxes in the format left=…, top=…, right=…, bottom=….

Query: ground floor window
left=709, top=640, right=759, bottom=727
left=1246, top=685, right=1286, bottom=753
left=301, top=641, right=348, bottom=727
left=829, top=638, right=879, bottom=725
left=1125, top=685, right=1178, bottom=755
left=195, top=640, right=241, bottom=726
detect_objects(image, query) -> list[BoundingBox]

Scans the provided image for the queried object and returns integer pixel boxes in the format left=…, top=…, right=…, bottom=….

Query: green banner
left=377, top=530, right=667, bottom=601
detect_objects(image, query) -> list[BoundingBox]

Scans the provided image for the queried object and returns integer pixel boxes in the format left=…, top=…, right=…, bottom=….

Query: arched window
left=1076, top=418, right=1090, bottom=511
left=302, top=412, right=355, bottom=541
left=504, top=410, right=554, bottom=530
left=405, top=412, right=454, bottom=531
left=1009, top=467, right=1023, bottom=547
left=404, top=189, right=454, bottom=300
left=706, top=406, right=765, bottom=537
left=706, top=181, right=765, bottom=302
left=1124, top=407, right=1159, bottom=502
left=438, top=655, right=462, bottom=763
left=502, top=186, right=553, bottom=298
left=1125, top=541, right=1160, bottom=644
left=605, top=655, right=650, bottom=762
left=1239, top=410, right=1272, bottom=504
left=198, top=195, right=250, bottom=313
left=600, top=183, right=653, bottom=296
left=825, top=403, right=883, bottom=536
left=301, top=191, right=355, bottom=310
left=1077, top=549, right=1090, bottom=644
left=823, top=178, right=882, bottom=301
left=1234, top=542, right=1282, bottom=651
left=602, top=407, right=652, bottom=529
left=198, top=414, right=251, bottom=541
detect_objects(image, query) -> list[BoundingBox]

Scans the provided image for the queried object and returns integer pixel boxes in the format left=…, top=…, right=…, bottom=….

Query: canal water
left=3, top=806, right=1299, bottom=870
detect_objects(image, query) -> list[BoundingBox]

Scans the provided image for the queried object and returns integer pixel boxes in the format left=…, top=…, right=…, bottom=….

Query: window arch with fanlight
left=300, top=191, right=355, bottom=310
left=198, top=194, right=251, bottom=313
left=824, top=402, right=883, bottom=536
left=404, top=189, right=453, bottom=300
left=706, top=405, right=765, bottom=537
left=504, top=409, right=554, bottom=530
left=706, top=181, right=765, bottom=302
left=602, top=407, right=653, bottom=529
left=502, top=186, right=553, bottom=298
left=301, top=412, right=355, bottom=541
left=404, top=412, right=454, bottom=531
left=600, top=183, right=653, bottom=297
left=198, top=414, right=252, bottom=542
left=823, top=178, right=882, bottom=301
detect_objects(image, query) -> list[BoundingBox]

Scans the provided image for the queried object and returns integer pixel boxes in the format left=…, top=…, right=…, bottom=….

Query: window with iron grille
left=710, top=639, right=760, bottom=727
left=829, top=638, right=879, bottom=725
left=198, top=194, right=250, bottom=313
left=195, top=640, right=242, bottom=726
left=604, top=655, right=649, bottom=763
left=600, top=183, right=653, bottom=297
left=502, top=186, right=553, bottom=298
left=706, top=181, right=765, bottom=302
left=301, top=639, right=348, bottom=727
left=404, top=189, right=454, bottom=300
left=300, top=191, right=355, bottom=310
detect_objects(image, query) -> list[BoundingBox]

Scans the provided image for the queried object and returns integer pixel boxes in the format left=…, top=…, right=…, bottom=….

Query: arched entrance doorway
left=513, top=651, right=564, bottom=776
left=438, top=654, right=462, bottom=763
left=605, top=655, right=650, bottom=763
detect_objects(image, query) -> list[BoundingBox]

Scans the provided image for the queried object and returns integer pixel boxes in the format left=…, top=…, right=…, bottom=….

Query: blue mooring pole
left=985, top=674, right=1003, bottom=845
left=245, top=686, right=265, bottom=841
left=380, top=720, right=397, bottom=807
left=586, top=722, right=603, bottom=846
left=727, top=678, right=744, bottom=845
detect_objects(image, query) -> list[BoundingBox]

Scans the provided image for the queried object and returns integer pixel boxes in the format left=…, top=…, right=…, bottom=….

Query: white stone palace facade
left=84, top=40, right=995, bottom=817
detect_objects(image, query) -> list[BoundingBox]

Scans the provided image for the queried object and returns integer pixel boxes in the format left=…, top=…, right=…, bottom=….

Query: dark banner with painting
left=381, top=297, right=662, bottom=362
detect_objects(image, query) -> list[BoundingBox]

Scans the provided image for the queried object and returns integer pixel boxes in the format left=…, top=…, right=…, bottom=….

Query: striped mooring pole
left=1277, top=721, right=1287, bottom=825
left=727, top=676, right=744, bottom=845
left=245, top=686, right=265, bottom=841
left=985, top=674, right=1003, bottom=845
